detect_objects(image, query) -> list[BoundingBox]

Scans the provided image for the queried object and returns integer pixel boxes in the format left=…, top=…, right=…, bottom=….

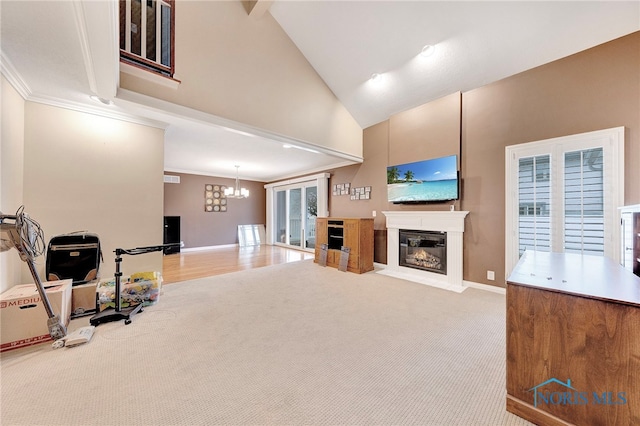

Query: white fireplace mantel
left=379, top=210, right=469, bottom=292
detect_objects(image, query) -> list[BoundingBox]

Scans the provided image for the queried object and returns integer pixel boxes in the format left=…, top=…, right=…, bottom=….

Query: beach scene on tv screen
left=387, top=156, right=458, bottom=202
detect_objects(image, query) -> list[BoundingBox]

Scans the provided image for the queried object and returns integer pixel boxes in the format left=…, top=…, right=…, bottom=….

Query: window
left=564, top=148, right=605, bottom=255
left=518, top=155, right=551, bottom=254
left=119, top=0, right=174, bottom=77
left=505, top=127, right=624, bottom=274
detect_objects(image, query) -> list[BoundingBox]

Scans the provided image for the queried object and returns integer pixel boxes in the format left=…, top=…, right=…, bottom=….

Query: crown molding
left=0, top=51, right=32, bottom=99
left=1, top=48, right=165, bottom=130
left=27, top=92, right=167, bottom=130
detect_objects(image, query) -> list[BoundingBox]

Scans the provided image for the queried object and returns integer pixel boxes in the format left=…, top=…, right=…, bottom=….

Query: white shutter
left=506, top=127, right=624, bottom=275
left=563, top=148, right=604, bottom=255
left=518, top=155, right=551, bottom=255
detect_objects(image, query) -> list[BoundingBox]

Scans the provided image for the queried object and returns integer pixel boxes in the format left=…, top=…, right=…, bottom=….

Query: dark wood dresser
left=506, top=250, right=640, bottom=425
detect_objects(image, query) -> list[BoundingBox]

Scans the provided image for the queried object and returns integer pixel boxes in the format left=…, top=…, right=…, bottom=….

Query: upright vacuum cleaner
left=0, top=206, right=67, bottom=341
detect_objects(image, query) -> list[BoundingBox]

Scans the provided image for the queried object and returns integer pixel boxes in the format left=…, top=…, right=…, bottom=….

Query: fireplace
left=379, top=210, right=469, bottom=292
left=399, top=230, right=447, bottom=274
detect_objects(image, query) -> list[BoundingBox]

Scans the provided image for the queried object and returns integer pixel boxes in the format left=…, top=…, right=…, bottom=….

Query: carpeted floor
left=1, top=260, right=532, bottom=425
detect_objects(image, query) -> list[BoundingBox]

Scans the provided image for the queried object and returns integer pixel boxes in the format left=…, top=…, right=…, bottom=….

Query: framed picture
left=205, top=184, right=227, bottom=212
left=349, top=185, right=372, bottom=200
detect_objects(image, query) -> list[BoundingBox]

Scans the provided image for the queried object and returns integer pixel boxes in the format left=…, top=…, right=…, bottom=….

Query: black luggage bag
left=46, top=233, right=103, bottom=285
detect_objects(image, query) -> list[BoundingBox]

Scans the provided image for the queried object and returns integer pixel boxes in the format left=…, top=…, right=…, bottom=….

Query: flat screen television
left=387, top=154, right=459, bottom=204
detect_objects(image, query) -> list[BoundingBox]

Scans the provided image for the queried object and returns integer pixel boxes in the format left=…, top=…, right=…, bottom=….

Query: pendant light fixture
left=224, top=165, right=249, bottom=199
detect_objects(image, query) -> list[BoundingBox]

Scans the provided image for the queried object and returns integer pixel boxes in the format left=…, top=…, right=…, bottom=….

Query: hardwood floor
left=162, top=244, right=315, bottom=284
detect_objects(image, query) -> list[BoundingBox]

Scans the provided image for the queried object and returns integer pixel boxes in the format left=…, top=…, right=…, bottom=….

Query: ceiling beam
left=72, top=0, right=119, bottom=99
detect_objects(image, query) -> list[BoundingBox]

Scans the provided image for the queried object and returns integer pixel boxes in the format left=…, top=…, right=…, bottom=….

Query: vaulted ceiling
left=2, top=1, right=638, bottom=182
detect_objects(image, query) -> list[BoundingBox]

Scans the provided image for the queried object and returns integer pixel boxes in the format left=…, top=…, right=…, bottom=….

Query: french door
left=265, top=173, right=329, bottom=251
left=275, top=186, right=317, bottom=250
left=505, top=127, right=624, bottom=275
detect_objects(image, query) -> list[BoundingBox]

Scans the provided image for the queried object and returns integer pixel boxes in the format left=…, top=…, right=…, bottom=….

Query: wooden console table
left=506, top=250, right=640, bottom=426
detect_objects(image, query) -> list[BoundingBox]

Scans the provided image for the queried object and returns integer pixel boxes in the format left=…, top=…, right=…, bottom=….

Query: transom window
left=119, top=0, right=175, bottom=77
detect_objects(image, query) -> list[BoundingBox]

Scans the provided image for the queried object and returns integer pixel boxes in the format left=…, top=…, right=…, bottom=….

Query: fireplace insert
left=399, top=229, right=447, bottom=274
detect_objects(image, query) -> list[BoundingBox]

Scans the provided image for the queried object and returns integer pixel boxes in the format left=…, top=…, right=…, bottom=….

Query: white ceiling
left=270, top=1, right=640, bottom=129
left=2, top=1, right=639, bottom=182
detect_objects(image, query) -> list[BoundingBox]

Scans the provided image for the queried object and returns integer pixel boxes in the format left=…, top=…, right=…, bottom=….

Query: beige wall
left=329, top=92, right=463, bottom=231
left=163, top=172, right=266, bottom=248
left=0, top=76, right=26, bottom=292
left=389, top=92, right=462, bottom=166
left=120, top=0, right=362, bottom=158
left=326, top=32, right=640, bottom=288
left=462, top=31, right=639, bottom=286
left=22, top=103, right=165, bottom=281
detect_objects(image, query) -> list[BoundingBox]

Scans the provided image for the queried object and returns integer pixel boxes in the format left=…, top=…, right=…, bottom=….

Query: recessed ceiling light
left=89, top=95, right=113, bottom=106
left=420, top=45, right=435, bottom=57
left=370, top=73, right=382, bottom=83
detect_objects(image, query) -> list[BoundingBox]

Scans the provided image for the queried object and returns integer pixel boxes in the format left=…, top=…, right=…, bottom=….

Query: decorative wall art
left=351, top=186, right=372, bottom=200
left=332, top=183, right=351, bottom=196
left=204, top=184, right=228, bottom=212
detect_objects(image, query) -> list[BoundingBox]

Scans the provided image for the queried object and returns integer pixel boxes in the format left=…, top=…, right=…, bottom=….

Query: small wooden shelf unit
left=314, top=217, right=374, bottom=274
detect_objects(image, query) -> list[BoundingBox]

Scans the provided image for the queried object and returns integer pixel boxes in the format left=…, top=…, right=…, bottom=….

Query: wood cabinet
left=506, top=250, right=640, bottom=426
left=314, top=217, right=374, bottom=274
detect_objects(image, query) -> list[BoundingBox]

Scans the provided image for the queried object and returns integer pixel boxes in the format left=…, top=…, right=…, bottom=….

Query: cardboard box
left=71, top=282, right=97, bottom=318
left=0, top=280, right=72, bottom=352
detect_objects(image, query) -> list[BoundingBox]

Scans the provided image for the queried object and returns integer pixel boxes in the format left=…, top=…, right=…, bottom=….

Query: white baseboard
left=375, top=269, right=464, bottom=293
left=374, top=263, right=506, bottom=295
left=181, top=244, right=238, bottom=252
left=463, top=280, right=506, bottom=295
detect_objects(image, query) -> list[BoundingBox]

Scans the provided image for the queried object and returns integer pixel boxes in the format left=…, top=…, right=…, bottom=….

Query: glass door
left=274, top=184, right=317, bottom=251
left=289, top=188, right=302, bottom=247
left=265, top=172, right=329, bottom=249
left=305, top=186, right=317, bottom=250
left=275, top=190, right=287, bottom=244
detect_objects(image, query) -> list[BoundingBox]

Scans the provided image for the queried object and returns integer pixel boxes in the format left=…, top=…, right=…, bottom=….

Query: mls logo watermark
left=529, top=378, right=627, bottom=407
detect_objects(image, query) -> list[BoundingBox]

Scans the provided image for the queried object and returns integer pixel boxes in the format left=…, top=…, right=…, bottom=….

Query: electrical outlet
left=487, top=270, right=495, bottom=281
left=372, top=210, right=376, bottom=217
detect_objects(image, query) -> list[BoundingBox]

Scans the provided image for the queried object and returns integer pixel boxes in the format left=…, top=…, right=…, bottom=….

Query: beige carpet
left=1, top=260, right=531, bottom=425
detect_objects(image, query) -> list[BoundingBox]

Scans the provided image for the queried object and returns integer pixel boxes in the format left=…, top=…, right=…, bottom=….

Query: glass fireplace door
left=399, top=229, right=447, bottom=274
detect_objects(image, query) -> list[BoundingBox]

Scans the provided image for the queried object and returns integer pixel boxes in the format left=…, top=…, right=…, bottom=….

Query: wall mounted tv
left=387, top=154, right=459, bottom=204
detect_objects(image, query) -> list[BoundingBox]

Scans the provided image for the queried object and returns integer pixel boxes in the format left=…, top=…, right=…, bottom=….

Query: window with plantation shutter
left=505, top=128, right=624, bottom=275
left=518, top=155, right=551, bottom=256
left=564, top=148, right=604, bottom=255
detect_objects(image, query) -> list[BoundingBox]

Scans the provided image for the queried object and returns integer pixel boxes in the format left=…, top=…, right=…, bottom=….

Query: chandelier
left=224, top=165, right=249, bottom=199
